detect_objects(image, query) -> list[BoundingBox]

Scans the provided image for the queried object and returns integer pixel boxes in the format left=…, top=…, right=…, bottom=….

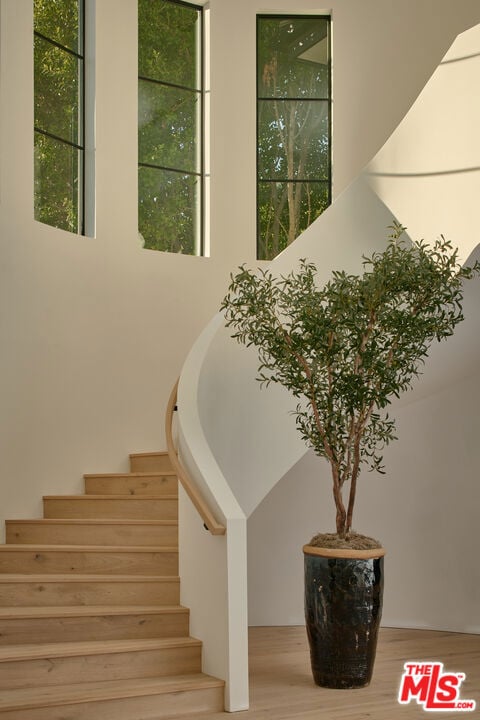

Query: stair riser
left=0, top=551, right=178, bottom=576
left=0, top=611, right=189, bottom=646
left=0, top=580, right=179, bottom=607
left=6, top=522, right=178, bottom=547
left=0, top=686, right=224, bottom=720
left=85, top=476, right=178, bottom=496
left=43, top=498, right=178, bottom=521
left=129, top=454, right=173, bottom=473
left=0, top=645, right=201, bottom=690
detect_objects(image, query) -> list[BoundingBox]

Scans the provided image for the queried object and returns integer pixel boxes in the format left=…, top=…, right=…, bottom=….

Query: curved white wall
left=248, top=244, right=480, bottom=632
left=179, top=14, right=480, bottom=659
left=366, top=23, right=480, bottom=265
left=249, top=24, right=480, bottom=633
left=197, top=179, right=397, bottom=517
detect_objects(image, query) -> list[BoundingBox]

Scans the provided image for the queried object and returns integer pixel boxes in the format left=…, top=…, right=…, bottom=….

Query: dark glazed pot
left=303, top=545, right=385, bottom=689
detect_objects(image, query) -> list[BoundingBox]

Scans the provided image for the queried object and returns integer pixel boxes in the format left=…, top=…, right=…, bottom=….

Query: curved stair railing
left=165, top=378, right=226, bottom=536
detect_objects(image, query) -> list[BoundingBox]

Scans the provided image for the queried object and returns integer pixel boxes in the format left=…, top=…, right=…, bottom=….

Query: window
left=257, top=16, right=331, bottom=260
left=138, top=0, right=203, bottom=255
left=34, top=0, right=85, bottom=234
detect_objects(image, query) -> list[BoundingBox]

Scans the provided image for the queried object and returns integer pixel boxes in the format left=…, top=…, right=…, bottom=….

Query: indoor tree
left=221, top=224, right=480, bottom=541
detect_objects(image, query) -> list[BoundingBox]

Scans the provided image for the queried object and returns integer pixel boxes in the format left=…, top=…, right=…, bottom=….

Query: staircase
left=0, top=451, right=225, bottom=719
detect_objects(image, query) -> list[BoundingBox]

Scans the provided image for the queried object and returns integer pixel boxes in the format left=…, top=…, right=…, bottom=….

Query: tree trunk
left=332, top=466, right=347, bottom=537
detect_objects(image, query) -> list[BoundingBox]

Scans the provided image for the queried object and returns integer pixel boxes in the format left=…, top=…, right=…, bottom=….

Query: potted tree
left=220, top=223, right=479, bottom=689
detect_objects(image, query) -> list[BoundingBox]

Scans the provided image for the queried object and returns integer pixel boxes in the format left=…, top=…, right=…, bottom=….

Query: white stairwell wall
left=4, top=0, right=473, bottom=544
left=177, top=12, right=480, bottom=712
left=1, top=0, right=480, bottom=714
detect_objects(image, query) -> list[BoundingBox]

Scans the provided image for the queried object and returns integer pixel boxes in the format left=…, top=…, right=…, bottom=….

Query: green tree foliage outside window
left=257, top=16, right=331, bottom=261
left=34, top=0, right=84, bottom=234
left=138, top=0, right=203, bottom=254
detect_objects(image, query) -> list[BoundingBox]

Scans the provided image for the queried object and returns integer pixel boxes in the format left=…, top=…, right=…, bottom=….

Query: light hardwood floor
left=203, top=626, right=479, bottom=719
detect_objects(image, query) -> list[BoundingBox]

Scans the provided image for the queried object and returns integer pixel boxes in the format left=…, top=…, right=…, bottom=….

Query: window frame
left=256, top=14, right=332, bottom=261
left=33, top=0, right=86, bottom=235
left=138, top=0, right=205, bottom=256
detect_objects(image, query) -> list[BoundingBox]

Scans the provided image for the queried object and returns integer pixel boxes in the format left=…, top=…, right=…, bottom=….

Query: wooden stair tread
left=129, top=452, right=168, bottom=459
left=0, top=605, right=188, bottom=619
left=0, top=673, right=225, bottom=711
left=0, top=573, right=179, bottom=582
left=0, top=636, right=202, bottom=662
left=84, top=472, right=177, bottom=478
left=0, top=450, right=224, bottom=714
left=43, top=495, right=178, bottom=500
left=6, top=518, right=177, bottom=525
left=0, top=544, right=178, bottom=553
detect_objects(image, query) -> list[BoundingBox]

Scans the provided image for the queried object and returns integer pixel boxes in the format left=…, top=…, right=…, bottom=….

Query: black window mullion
left=33, top=30, right=84, bottom=60
left=259, top=179, right=330, bottom=184
left=34, top=126, right=84, bottom=152
left=139, top=75, right=200, bottom=95
left=258, top=96, right=330, bottom=102
left=139, top=161, right=202, bottom=177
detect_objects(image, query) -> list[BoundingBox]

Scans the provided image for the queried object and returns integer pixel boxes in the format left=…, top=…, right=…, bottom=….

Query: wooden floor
left=201, top=626, right=479, bottom=719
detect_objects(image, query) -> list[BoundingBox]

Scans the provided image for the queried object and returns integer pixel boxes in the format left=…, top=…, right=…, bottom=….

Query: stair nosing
left=129, top=452, right=169, bottom=458
left=5, top=518, right=178, bottom=525
left=43, top=494, right=178, bottom=500
left=0, top=544, right=178, bottom=553
left=0, top=636, right=202, bottom=662
left=84, top=472, right=177, bottom=478
left=0, top=573, right=180, bottom=582
left=0, top=605, right=189, bottom=618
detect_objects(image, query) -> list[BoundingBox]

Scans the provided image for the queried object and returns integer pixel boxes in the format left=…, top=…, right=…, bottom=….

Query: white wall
left=198, top=179, right=395, bottom=518
left=0, top=0, right=230, bottom=534
left=247, top=22, right=480, bottom=632
left=1, top=3, right=479, bottom=709
left=2, top=0, right=477, bottom=530
left=181, top=13, right=480, bottom=649
left=366, top=22, right=480, bottom=263
left=249, top=371, right=480, bottom=633
left=327, top=0, right=480, bottom=197
left=248, top=267, right=480, bottom=633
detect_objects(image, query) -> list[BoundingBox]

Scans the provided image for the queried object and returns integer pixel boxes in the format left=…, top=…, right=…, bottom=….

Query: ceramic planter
left=303, top=544, right=385, bottom=689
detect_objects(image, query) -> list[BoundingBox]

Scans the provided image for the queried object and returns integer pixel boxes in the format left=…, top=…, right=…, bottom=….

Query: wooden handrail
left=165, top=379, right=226, bottom=536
